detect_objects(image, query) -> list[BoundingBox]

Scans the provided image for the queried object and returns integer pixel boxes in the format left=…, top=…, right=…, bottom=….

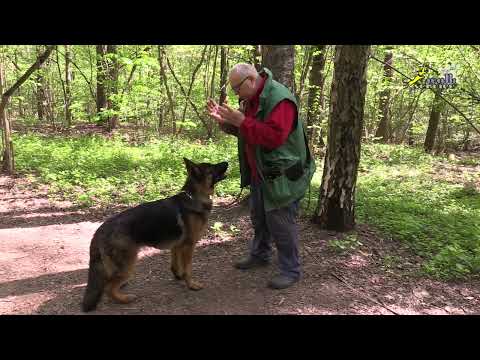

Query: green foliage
left=356, top=144, right=480, bottom=279
left=305, top=143, right=480, bottom=280
left=328, top=233, right=363, bottom=253
left=14, top=133, right=240, bottom=207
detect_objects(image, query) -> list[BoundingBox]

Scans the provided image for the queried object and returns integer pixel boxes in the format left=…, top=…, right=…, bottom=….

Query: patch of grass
left=328, top=233, right=363, bottom=253
left=456, top=157, right=479, bottom=166
left=305, top=143, right=480, bottom=280
left=355, top=144, right=480, bottom=280
left=14, top=133, right=241, bottom=207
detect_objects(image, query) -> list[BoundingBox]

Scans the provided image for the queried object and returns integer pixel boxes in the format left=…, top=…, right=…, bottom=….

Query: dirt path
left=1, top=174, right=479, bottom=315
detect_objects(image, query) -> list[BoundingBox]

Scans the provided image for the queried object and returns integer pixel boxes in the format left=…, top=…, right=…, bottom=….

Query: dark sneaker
left=268, top=275, right=299, bottom=289
left=234, top=256, right=270, bottom=270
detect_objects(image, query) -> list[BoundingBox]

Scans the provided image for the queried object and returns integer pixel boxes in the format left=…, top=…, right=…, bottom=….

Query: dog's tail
left=82, top=239, right=108, bottom=312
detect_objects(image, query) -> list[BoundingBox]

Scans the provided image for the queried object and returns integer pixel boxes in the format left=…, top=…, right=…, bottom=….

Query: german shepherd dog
left=81, top=158, right=228, bottom=312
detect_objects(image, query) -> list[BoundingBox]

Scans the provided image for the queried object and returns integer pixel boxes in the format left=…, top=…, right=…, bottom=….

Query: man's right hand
left=206, top=99, right=225, bottom=124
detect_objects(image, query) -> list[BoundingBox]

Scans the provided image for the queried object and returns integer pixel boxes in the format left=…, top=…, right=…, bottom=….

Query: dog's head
left=183, top=158, right=229, bottom=196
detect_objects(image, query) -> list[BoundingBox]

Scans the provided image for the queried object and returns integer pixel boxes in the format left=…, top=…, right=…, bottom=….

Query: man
left=207, top=63, right=315, bottom=289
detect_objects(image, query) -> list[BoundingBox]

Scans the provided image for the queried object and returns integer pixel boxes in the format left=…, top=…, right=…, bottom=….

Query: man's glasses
left=230, top=76, right=249, bottom=93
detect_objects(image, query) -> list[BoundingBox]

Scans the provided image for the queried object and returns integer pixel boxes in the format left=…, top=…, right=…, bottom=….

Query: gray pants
left=248, top=181, right=301, bottom=280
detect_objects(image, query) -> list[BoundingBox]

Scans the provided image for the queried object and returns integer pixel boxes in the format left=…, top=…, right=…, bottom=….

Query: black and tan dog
left=81, top=158, right=228, bottom=312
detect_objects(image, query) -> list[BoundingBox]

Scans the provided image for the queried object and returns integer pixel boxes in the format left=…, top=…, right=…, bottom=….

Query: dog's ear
left=183, top=157, right=201, bottom=178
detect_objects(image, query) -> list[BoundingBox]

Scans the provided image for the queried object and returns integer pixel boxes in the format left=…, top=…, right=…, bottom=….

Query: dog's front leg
left=182, top=244, right=203, bottom=290
left=170, top=245, right=185, bottom=280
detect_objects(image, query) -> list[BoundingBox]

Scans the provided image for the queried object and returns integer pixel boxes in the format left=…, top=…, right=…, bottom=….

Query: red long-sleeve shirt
left=239, top=75, right=296, bottom=181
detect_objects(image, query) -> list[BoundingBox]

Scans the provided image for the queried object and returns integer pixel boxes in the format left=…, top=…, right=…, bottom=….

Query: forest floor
left=1, top=167, right=479, bottom=315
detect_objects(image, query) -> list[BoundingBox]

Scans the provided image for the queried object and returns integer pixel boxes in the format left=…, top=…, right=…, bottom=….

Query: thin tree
left=375, top=47, right=394, bottom=143
left=1, top=45, right=55, bottom=173
left=306, top=45, right=327, bottom=145
left=424, top=89, right=444, bottom=153
left=158, top=45, right=176, bottom=133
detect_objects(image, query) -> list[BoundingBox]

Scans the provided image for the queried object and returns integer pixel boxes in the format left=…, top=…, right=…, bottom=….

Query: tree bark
left=204, top=45, right=213, bottom=99
left=1, top=45, right=55, bottom=173
left=297, top=45, right=314, bottom=103
left=375, top=48, right=394, bottom=143
left=55, top=46, right=71, bottom=128
left=96, top=45, right=108, bottom=119
left=261, top=45, right=295, bottom=91
left=210, top=45, right=218, bottom=102
left=312, top=45, right=371, bottom=232
left=106, top=45, right=119, bottom=131
left=0, top=60, right=13, bottom=173
left=306, top=45, right=327, bottom=144
left=64, top=45, right=73, bottom=127
left=424, top=90, right=444, bottom=153
left=12, top=51, right=25, bottom=118
left=35, top=46, right=48, bottom=122
left=219, top=45, right=228, bottom=106
left=252, top=45, right=262, bottom=71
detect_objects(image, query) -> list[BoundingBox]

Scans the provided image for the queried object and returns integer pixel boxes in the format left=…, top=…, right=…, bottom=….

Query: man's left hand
left=216, top=103, right=245, bottom=128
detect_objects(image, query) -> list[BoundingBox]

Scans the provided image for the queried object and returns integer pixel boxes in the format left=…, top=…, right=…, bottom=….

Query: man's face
left=229, top=72, right=255, bottom=100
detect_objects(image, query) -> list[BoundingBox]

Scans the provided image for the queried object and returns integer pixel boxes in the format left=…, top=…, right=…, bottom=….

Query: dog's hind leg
left=181, top=244, right=203, bottom=290
left=108, top=273, right=137, bottom=304
left=106, top=248, right=138, bottom=304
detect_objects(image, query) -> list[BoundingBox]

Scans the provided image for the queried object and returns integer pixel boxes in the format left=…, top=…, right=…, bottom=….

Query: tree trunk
left=0, top=60, right=14, bottom=173
left=65, top=45, right=73, bottom=127
left=424, top=90, right=444, bottom=153
left=204, top=46, right=213, bottom=99
left=312, top=45, right=371, bottom=232
left=219, top=45, right=228, bottom=106
left=13, top=51, right=25, bottom=118
left=297, top=45, right=314, bottom=104
left=1, top=45, right=55, bottom=173
left=158, top=106, right=164, bottom=134
left=45, top=69, right=55, bottom=127
left=252, top=45, right=262, bottom=71
left=106, top=45, right=119, bottom=131
left=210, top=45, right=218, bottom=103
left=36, top=46, right=47, bottom=122
left=306, top=45, right=327, bottom=144
left=435, top=109, right=449, bottom=155
left=399, top=91, right=423, bottom=144
left=261, top=45, right=295, bottom=91
left=96, top=45, right=108, bottom=121
left=375, top=48, right=393, bottom=143
left=158, top=46, right=176, bottom=134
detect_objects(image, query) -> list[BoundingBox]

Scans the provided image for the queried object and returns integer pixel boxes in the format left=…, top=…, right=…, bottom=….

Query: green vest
left=238, top=68, right=316, bottom=211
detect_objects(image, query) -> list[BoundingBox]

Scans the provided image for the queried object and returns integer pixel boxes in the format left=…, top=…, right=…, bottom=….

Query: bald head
left=228, top=63, right=260, bottom=100
left=229, top=63, right=258, bottom=79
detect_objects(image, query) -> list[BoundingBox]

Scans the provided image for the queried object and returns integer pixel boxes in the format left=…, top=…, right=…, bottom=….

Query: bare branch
left=165, top=52, right=211, bottom=135
left=2, top=45, right=56, bottom=99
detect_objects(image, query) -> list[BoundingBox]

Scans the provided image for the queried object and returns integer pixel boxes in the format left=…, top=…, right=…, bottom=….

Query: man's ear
left=184, top=158, right=200, bottom=177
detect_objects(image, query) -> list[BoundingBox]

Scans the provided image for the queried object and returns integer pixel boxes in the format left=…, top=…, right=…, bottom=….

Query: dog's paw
left=125, top=294, right=137, bottom=303
left=113, top=294, right=137, bottom=304
left=187, top=280, right=204, bottom=291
